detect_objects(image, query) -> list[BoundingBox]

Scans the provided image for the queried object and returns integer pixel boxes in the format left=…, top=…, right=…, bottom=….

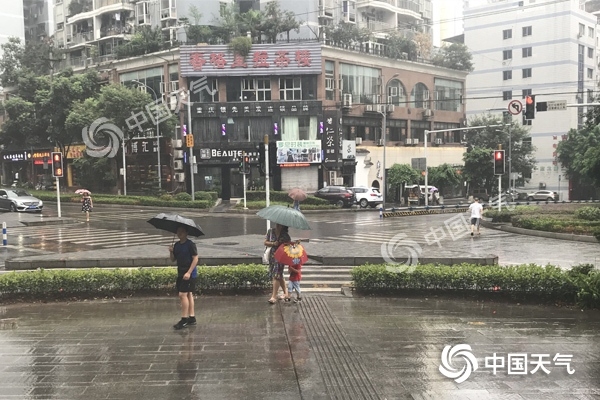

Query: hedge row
left=235, top=200, right=336, bottom=210
left=31, top=192, right=214, bottom=209
left=245, top=191, right=330, bottom=205
left=350, top=263, right=600, bottom=309
left=511, top=215, right=600, bottom=236
left=0, top=265, right=270, bottom=301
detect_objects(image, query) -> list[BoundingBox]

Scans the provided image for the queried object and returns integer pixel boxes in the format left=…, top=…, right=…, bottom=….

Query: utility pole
left=187, top=90, right=195, bottom=200
left=264, top=134, right=270, bottom=230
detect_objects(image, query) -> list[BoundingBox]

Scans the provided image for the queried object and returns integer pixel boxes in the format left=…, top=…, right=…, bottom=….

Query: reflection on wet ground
left=0, top=296, right=598, bottom=399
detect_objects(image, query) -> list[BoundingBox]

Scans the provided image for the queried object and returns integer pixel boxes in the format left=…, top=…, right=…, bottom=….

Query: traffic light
left=494, top=150, right=505, bottom=175
left=51, top=152, right=63, bottom=178
left=524, top=95, right=535, bottom=119
left=243, top=155, right=250, bottom=174
left=185, top=134, right=194, bottom=148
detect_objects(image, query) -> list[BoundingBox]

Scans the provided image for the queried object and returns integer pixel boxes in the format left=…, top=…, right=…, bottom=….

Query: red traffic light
left=495, top=151, right=503, bottom=160
left=53, top=154, right=61, bottom=162
left=526, top=95, right=533, bottom=105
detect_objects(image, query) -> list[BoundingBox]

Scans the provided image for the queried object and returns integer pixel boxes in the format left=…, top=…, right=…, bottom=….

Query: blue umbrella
left=256, top=205, right=311, bottom=230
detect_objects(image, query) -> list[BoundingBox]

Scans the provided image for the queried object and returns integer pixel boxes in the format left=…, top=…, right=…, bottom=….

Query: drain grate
left=299, top=297, right=382, bottom=400
left=212, top=242, right=239, bottom=246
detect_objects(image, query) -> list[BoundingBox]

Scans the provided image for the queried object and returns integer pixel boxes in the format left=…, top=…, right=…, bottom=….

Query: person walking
left=468, top=197, right=484, bottom=236
left=169, top=225, right=199, bottom=330
left=264, top=223, right=290, bottom=304
left=81, top=192, right=93, bottom=222
left=287, top=264, right=302, bottom=303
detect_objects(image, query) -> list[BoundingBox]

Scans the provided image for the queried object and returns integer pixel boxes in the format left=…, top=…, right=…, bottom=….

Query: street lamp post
left=132, top=80, right=161, bottom=190
left=378, top=110, right=387, bottom=210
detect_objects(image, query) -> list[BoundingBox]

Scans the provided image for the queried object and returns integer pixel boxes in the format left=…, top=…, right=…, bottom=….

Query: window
left=325, top=60, right=335, bottom=101
left=588, top=47, right=594, bottom=58
left=522, top=68, right=532, bottom=78
left=219, top=2, right=227, bottom=17
left=503, top=91, right=512, bottom=101
left=522, top=47, right=532, bottom=58
left=279, top=77, right=302, bottom=100
left=57, top=22, right=64, bottom=31
left=503, top=29, right=512, bottom=40
left=387, top=79, right=408, bottom=107
left=503, top=50, right=512, bottom=60
left=433, top=78, right=463, bottom=112
left=410, top=83, right=430, bottom=109
left=588, top=68, right=594, bottom=79
left=579, top=23, right=585, bottom=37
left=503, top=70, right=512, bottom=80
left=522, top=26, right=532, bottom=36
left=241, top=78, right=271, bottom=101
left=589, top=27, right=595, bottom=38
left=192, top=78, right=218, bottom=102
left=340, top=63, right=380, bottom=101
left=281, top=116, right=318, bottom=140
left=522, top=88, right=532, bottom=98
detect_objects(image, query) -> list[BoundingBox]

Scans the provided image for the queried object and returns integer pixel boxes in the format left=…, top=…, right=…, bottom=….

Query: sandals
left=268, top=298, right=276, bottom=304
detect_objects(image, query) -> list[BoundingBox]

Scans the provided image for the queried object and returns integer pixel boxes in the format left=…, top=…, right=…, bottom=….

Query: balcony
left=66, top=31, right=95, bottom=47
left=100, top=25, right=132, bottom=38
left=359, top=20, right=394, bottom=33
left=161, top=7, right=176, bottom=19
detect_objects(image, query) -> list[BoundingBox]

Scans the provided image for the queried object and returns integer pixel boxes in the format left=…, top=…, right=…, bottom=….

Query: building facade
left=180, top=41, right=467, bottom=201
left=464, top=0, right=598, bottom=200
left=0, top=0, right=26, bottom=60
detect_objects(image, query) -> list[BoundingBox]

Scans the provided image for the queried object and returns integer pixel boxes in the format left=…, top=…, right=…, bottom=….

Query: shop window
left=279, top=77, right=302, bottom=101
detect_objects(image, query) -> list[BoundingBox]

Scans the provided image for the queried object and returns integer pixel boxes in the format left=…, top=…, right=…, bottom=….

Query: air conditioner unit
left=387, top=96, right=394, bottom=104
left=423, top=109, right=433, bottom=118
left=173, top=139, right=182, bottom=148
left=170, top=81, right=179, bottom=92
left=169, top=95, right=177, bottom=110
left=335, top=177, right=344, bottom=185
left=173, top=150, right=184, bottom=159
left=377, top=139, right=384, bottom=146
left=386, top=104, right=395, bottom=113
left=405, top=138, right=413, bottom=145
left=355, top=137, right=363, bottom=145
left=377, top=104, right=386, bottom=113
left=366, top=104, right=375, bottom=112
left=435, top=138, right=443, bottom=145
left=343, top=93, right=352, bottom=107
left=174, top=173, right=185, bottom=182
left=413, top=138, right=419, bottom=145
left=174, top=160, right=184, bottom=170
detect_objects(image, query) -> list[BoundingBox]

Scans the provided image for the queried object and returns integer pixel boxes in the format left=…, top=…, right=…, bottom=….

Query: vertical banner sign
left=323, top=110, right=340, bottom=168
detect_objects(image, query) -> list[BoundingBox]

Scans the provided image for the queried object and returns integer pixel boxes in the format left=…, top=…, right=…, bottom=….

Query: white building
left=464, top=0, right=598, bottom=200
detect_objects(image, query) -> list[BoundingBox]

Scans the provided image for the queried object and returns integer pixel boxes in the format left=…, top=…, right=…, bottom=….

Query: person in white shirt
left=468, top=197, right=484, bottom=236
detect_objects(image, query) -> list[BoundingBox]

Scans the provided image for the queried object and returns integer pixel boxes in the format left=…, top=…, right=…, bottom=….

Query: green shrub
left=174, top=192, right=192, bottom=201
left=350, top=263, right=600, bottom=309
left=594, top=228, right=600, bottom=243
left=159, top=194, right=173, bottom=201
left=483, top=209, right=513, bottom=222
left=575, top=206, right=600, bottom=221
left=568, top=263, right=596, bottom=277
left=194, top=191, right=216, bottom=202
left=0, top=265, right=270, bottom=301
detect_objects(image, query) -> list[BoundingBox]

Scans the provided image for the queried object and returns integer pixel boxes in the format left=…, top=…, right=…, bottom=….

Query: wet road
left=1, top=203, right=600, bottom=268
left=0, top=296, right=598, bottom=399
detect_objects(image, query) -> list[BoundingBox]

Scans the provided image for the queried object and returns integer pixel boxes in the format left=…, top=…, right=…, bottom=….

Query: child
left=169, top=225, right=199, bottom=330
left=287, top=264, right=302, bottom=303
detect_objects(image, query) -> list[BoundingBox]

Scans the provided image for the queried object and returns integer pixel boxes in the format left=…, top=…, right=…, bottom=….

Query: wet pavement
left=0, top=295, right=598, bottom=399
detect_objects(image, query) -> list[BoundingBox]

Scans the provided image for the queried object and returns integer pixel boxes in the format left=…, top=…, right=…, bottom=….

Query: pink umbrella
left=288, top=188, right=307, bottom=202
left=75, top=189, right=91, bottom=195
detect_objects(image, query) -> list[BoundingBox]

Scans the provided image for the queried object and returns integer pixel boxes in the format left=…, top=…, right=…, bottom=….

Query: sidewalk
left=0, top=295, right=598, bottom=399
left=3, top=234, right=498, bottom=270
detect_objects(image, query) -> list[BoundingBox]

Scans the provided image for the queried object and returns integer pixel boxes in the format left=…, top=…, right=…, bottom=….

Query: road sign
left=411, top=157, right=427, bottom=171
left=544, top=100, right=567, bottom=111
left=508, top=100, right=523, bottom=115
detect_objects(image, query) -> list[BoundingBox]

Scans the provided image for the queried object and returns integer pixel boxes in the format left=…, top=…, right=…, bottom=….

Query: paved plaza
left=0, top=295, right=599, bottom=399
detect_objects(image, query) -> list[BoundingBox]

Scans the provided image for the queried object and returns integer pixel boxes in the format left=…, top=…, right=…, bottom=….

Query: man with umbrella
left=148, top=213, right=203, bottom=330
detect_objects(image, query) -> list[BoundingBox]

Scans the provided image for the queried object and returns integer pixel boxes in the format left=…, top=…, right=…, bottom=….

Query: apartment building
left=465, top=0, right=598, bottom=200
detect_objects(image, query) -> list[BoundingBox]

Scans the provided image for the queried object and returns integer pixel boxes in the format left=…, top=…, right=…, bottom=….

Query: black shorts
left=471, top=217, right=480, bottom=226
left=176, top=277, right=197, bottom=293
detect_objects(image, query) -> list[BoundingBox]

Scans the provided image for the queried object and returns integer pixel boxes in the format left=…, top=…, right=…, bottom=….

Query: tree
left=0, top=37, right=52, bottom=88
left=413, top=32, right=433, bottom=59
left=384, top=31, right=417, bottom=61
left=463, top=147, right=495, bottom=193
left=557, top=126, right=600, bottom=188
left=427, top=163, right=462, bottom=195
left=261, top=1, right=301, bottom=43
left=115, top=26, right=166, bottom=59
left=463, top=115, right=536, bottom=190
left=431, top=43, right=474, bottom=72
left=72, top=155, right=116, bottom=192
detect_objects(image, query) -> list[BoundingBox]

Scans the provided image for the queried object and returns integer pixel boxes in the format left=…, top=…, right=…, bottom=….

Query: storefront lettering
left=211, top=149, right=243, bottom=158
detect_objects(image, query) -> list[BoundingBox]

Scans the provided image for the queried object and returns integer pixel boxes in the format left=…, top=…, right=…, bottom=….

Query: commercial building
left=465, top=0, right=598, bottom=200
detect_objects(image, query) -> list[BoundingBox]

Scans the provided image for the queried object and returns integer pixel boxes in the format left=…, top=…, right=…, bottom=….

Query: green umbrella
left=256, top=205, right=311, bottom=230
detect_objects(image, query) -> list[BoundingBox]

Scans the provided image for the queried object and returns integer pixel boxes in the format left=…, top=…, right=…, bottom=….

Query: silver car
left=0, top=189, right=44, bottom=212
left=526, top=190, right=558, bottom=201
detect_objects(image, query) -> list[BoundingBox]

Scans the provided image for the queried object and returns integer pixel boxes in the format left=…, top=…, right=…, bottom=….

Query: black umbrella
left=147, top=213, right=204, bottom=237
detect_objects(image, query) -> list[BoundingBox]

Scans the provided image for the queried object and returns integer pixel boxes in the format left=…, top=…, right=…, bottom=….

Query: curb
left=480, top=220, right=599, bottom=243
left=4, top=255, right=498, bottom=270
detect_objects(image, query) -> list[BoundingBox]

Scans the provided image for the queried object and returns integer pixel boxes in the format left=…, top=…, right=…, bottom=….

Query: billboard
left=276, top=140, right=322, bottom=164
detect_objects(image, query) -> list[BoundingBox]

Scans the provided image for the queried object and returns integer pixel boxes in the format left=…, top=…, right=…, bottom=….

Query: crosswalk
left=6, top=225, right=173, bottom=249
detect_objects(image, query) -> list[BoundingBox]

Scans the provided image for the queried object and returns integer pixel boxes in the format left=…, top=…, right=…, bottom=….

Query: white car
left=526, top=190, right=558, bottom=201
left=0, top=189, right=44, bottom=212
left=350, top=187, right=383, bottom=208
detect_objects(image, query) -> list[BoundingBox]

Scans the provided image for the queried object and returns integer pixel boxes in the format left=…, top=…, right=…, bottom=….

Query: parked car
left=471, top=188, right=490, bottom=202
left=0, top=189, right=43, bottom=212
left=314, top=186, right=355, bottom=208
left=350, top=187, right=383, bottom=208
left=527, top=190, right=558, bottom=201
